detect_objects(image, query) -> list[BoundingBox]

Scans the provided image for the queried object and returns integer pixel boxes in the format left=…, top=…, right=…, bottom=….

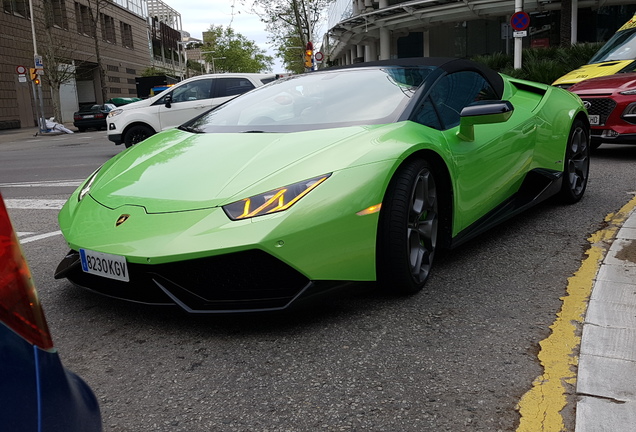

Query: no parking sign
left=511, top=11, right=530, bottom=31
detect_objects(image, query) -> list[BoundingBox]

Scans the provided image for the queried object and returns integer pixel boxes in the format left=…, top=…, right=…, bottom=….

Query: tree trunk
left=50, top=83, right=63, bottom=123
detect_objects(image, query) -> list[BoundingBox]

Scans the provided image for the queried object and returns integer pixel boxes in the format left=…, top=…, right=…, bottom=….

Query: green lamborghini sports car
left=55, top=58, right=590, bottom=313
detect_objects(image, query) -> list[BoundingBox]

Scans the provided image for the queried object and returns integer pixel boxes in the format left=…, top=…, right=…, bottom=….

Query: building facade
left=0, top=0, right=184, bottom=129
left=325, top=0, right=636, bottom=66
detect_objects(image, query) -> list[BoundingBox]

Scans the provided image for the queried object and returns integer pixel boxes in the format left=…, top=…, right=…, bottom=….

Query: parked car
left=568, top=72, right=636, bottom=149
left=106, top=73, right=277, bottom=147
left=553, top=12, right=636, bottom=88
left=106, top=97, right=143, bottom=107
left=73, top=103, right=116, bottom=132
left=0, top=193, right=102, bottom=431
left=56, top=58, right=589, bottom=313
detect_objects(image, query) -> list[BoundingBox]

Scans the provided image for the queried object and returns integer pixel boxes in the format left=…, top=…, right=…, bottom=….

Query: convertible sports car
left=55, top=58, right=590, bottom=313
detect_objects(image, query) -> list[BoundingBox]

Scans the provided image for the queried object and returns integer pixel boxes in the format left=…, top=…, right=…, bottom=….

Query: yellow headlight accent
left=223, top=174, right=331, bottom=220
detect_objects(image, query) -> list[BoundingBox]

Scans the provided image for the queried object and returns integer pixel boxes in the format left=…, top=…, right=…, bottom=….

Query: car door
left=414, top=71, right=537, bottom=232
left=157, top=78, right=215, bottom=130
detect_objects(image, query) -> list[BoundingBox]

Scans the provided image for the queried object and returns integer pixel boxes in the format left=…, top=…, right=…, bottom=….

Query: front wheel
left=124, top=125, right=154, bottom=148
left=558, top=119, right=589, bottom=204
left=377, top=159, right=440, bottom=295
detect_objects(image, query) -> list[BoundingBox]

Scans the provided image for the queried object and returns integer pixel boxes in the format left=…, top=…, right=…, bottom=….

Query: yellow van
left=553, top=13, right=636, bottom=88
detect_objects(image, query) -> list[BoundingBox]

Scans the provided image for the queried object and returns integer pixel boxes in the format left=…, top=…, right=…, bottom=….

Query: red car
left=569, top=73, right=636, bottom=149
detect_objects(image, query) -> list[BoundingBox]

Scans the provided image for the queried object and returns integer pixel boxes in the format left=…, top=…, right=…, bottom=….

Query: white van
left=107, top=73, right=276, bottom=147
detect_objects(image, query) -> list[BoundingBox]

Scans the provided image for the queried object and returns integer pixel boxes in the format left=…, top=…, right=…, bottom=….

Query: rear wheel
left=559, top=119, right=589, bottom=204
left=124, top=125, right=154, bottom=148
left=377, top=159, right=439, bottom=294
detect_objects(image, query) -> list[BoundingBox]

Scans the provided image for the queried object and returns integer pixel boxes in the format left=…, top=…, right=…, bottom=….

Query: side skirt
left=450, top=168, right=563, bottom=249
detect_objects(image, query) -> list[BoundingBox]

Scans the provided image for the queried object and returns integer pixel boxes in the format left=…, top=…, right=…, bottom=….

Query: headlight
left=107, top=109, right=123, bottom=118
left=78, top=169, right=100, bottom=202
left=620, top=89, right=636, bottom=95
left=223, top=174, right=331, bottom=220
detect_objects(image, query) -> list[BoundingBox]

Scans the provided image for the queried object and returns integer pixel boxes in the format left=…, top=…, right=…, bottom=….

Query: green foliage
left=275, top=33, right=306, bottom=74
left=471, top=42, right=604, bottom=84
left=202, top=25, right=274, bottom=73
left=141, top=67, right=168, bottom=77
left=245, top=0, right=334, bottom=72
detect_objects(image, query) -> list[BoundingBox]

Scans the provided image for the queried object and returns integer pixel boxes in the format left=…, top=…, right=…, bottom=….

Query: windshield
left=183, top=66, right=435, bottom=133
left=590, top=27, right=636, bottom=63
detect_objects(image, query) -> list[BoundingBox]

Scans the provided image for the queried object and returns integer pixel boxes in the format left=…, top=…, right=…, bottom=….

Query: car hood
left=90, top=126, right=394, bottom=213
left=552, top=60, right=635, bottom=86
left=568, top=72, right=636, bottom=94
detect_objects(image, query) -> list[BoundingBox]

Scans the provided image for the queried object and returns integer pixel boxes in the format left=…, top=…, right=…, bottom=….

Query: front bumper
left=107, top=132, right=123, bottom=145
left=55, top=249, right=347, bottom=313
left=590, top=129, right=636, bottom=145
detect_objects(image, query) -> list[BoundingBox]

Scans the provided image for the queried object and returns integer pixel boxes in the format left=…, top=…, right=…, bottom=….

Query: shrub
left=472, top=42, right=604, bottom=84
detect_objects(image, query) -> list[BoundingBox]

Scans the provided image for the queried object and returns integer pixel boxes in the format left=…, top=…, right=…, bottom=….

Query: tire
left=559, top=119, right=590, bottom=204
left=78, top=127, right=86, bottom=132
left=591, top=141, right=602, bottom=151
left=377, top=158, right=440, bottom=295
left=124, top=125, right=154, bottom=148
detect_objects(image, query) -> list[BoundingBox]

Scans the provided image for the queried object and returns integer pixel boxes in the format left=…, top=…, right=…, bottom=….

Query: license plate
left=589, top=114, right=599, bottom=125
left=82, top=114, right=95, bottom=119
left=79, top=249, right=129, bottom=282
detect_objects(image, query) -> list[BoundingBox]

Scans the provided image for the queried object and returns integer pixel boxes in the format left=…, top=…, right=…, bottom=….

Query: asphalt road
left=1, top=130, right=635, bottom=431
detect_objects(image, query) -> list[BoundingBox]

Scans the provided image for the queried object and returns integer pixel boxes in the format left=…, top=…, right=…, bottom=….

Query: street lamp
left=200, top=51, right=226, bottom=74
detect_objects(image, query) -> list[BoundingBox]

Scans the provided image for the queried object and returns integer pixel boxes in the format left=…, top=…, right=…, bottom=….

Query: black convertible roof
left=327, top=57, right=505, bottom=99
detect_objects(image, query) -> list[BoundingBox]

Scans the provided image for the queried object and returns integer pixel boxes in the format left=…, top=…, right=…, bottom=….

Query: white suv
left=107, top=73, right=276, bottom=147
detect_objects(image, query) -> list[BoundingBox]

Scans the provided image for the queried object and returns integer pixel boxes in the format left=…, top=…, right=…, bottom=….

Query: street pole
left=514, top=0, right=523, bottom=69
left=27, top=0, right=48, bottom=132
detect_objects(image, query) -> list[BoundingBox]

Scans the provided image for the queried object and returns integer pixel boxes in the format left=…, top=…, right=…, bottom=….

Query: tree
left=244, top=0, right=333, bottom=71
left=201, top=25, right=274, bottom=73
left=80, top=0, right=112, bottom=103
left=36, top=0, right=83, bottom=122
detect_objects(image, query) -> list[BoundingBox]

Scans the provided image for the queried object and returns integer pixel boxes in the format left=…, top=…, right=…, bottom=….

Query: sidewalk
left=576, top=206, right=636, bottom=431
left=0, top=123, right=77, bottom=141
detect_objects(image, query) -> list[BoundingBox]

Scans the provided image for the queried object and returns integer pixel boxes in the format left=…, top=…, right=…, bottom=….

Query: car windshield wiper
left=242, top=130, right=266, bottom=133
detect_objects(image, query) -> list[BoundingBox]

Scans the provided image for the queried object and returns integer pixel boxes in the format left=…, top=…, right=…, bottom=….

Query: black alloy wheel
left=378, top=158, right=439, bottom=294
left=559, top=119, right=590, bottom=204
left=124, top=125, right=154, bottom=148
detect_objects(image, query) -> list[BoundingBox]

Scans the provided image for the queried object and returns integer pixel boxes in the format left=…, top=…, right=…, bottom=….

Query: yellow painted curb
left=516, top=195, right=636, bottom=432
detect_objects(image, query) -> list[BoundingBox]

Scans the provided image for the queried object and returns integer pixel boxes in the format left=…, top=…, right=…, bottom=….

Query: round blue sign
left=511, top=11, right=530, bottom=31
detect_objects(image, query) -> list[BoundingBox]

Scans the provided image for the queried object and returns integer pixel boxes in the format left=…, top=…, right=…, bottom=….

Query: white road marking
left=17, top=232, right=36, bottom=237
left=5, top=199, right=67, bottom=210
left=0, top=179, right=83, bottom=188
left=20, top=231, right=63, bottom=244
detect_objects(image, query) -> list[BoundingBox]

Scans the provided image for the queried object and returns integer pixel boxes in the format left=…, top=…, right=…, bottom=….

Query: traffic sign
left=16, top=65, right=27, bottom=75
left=315, top=51, right=324, bottom=62
left=511, top=11, right=530, bottom=31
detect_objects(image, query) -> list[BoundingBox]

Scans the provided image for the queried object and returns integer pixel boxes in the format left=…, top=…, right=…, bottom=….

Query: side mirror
left=457, top=100, right=514, bottom=142
left=164, top=94, right=172, bottom=108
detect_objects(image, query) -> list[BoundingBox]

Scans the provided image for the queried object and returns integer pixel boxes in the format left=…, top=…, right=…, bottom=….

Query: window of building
left=120, top=22, right=134, bottom=48
left=3, top=0, right=30, bottom=17
left=100, top=13, right=116, bottom=43
left=112, top=0, right=146, bottom=18
left=75, top=2, right=95, bottom=37
left=43, top=0, right=67, bottom=28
